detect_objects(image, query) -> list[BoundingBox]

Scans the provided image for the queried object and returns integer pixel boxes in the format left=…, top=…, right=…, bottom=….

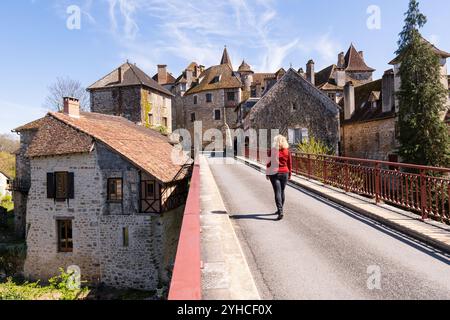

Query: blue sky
left=1, top=0, right=449, bottom=134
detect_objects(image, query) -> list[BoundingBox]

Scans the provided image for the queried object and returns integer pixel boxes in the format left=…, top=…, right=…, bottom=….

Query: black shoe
left=277, top=212, right=284, bottom=220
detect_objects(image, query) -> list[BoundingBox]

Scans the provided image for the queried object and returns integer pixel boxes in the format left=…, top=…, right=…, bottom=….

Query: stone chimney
left=306, top=60, right=315, bottom=86
left=157, top=64, right=168, bottom=84
left=344, top=81, right=355, bottom=120
left=63, top=97, right=80, bottom=118
left=382, top=69, right=395, bottom=113
left=337, top=52, right=345, bottom=68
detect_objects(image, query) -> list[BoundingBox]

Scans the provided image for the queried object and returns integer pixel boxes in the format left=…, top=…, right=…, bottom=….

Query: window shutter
left=47, top=173, right=55, bottom=199
left=68, top=172, right=75, bottom=199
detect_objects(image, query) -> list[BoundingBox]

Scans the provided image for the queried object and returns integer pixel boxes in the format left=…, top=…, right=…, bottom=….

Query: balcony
left=8, top=179, right=31, bottom=194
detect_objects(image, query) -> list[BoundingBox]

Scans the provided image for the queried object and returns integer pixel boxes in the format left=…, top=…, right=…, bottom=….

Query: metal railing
left=168, top=158, right=201, bottom=300
left=243, top=148, right=450, bottom=225
left=7, top=179, right=30, bottom=193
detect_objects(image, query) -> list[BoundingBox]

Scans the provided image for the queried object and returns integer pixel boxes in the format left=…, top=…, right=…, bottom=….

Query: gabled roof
left=389, top=36, right=450, bottom=65
left=344, top=44, right=376, bottom=72
left=220, top=47, right=233, bottom=69
left=87, top=62, right=173, bottom=97
left=246, top=69, right=341, bottom=129
left=315, top=64, right=337, bottom=88
left=185, top=63, right=241, bottom=95
left=23, top=112, right=190, bottom=183
left=13, top=117, right=47, bottom=132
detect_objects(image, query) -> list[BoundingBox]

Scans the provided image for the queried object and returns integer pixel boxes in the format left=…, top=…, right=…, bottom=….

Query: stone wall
left=90, top=86, right=143, bottom=123
left=23, top=143, right=184, bottom=290
left=342, top=117, right=397, bottom=161
left=14, top=130, right=38, bottom=238
left=142, top=88, right=173, bottom=133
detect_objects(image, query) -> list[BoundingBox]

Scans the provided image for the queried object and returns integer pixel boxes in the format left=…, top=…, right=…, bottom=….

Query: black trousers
left=269, top=173, right=289, bottom=214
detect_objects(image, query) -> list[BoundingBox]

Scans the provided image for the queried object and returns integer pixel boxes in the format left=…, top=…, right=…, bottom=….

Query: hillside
left=0, top=134, right=19, bottom=178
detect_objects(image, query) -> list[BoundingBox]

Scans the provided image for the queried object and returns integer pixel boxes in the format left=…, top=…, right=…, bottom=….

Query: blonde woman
left=266, top=135, right=292, bottom=221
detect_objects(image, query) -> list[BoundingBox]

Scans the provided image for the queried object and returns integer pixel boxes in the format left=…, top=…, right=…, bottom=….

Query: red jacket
left=266, top=148, right=292, bottom=178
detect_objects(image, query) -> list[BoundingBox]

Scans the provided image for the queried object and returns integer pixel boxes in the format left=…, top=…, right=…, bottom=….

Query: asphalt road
left=209, top=160, right=450, bottom=300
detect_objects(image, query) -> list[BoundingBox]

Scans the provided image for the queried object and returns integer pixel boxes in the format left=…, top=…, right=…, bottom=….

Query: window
left=107, top=178, right=123, bottom=202
left=288, top=128, right=309, bottom=145
left=193, top=95, right=198, bottom=105
left=291, top=102, right=298, bottom=112
left=123, top=227, right=129, bottom=247
left=58, top=220, right=73, bottom=253
left=47, top=172, right=74, bottom=201
left=209, top=76, right=220, bottom=84
left=206, top=93, right=213, bottom=103
left=251, top=88, right=257, bottom=98
left=191, top=113, right=196, bottom=122
left=214, top=110, right=221, bottom=121
left=227, top=92, right=235, bottom=101
left=162, top=117, right=168, bottom=128
left=145, top=181, right=155, bottom=199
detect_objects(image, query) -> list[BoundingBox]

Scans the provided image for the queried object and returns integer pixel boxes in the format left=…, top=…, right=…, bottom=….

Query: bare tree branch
left=44, top=77, right=90, bottom=111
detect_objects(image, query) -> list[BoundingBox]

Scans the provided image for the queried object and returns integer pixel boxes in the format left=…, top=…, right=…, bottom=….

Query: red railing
left=243, top=148, right=450, bottom=225
left=168, top=159, right=201, bottom=300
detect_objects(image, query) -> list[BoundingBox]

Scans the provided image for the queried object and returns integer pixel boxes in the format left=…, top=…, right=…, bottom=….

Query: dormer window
left=209, top=75, right=221, bottom=84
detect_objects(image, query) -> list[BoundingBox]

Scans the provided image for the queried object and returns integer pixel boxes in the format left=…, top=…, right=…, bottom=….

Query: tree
left=396, top=0, right=450, bottom=167
left=0, top=134, right=19, bottom=153
left=44, top=77, right=90, bottom=112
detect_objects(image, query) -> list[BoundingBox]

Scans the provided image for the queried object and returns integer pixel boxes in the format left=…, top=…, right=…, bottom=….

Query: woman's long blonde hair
left=272, top=135, right=290, bottom=150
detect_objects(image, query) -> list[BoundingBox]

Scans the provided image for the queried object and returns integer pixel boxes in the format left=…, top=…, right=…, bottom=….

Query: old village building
left=88, top=62, right=174, bottom=133
left=12, top=97, right=191, bottom=290
left=244, top=69, right=340, bottom=153
left=339, top=38, right=450, bottom=161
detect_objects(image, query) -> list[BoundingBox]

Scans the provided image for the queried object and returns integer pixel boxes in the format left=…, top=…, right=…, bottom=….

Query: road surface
left=208, top=159, right=450, bottom=300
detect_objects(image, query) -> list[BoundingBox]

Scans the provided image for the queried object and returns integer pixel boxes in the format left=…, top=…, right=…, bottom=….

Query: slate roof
left=87, top=62, right=173, bottom=97
left=185, top=64, right=242, bottom=95
left=344, top=44, right=376, bottom=72
left=389, top=36, right=450, bottom=65
left=20, top=112, right=190, bottom=183
left=252, top=73, right=276, bottom=85
left=13, top=117, right=48, bottom=132
left=340, top=79, right=395, bottom=125
left=220, top=47, right=233, bottom=69
left=238, top=60, right=252, bottom=73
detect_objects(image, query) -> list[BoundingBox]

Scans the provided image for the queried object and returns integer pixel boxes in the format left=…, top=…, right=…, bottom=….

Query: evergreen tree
left=396, top=0, right=450, bottom=167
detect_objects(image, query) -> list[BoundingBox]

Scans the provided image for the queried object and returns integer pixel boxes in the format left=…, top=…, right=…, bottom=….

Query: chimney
left=118, top=66, right=122, bottom=83
left=157, top=64, right=168, bottom=84
left=306, top=60, right=315, bottom=86
left=337, top=52, right=345, bottom=68
left=344, top=81, right=355, bottom=120
left=382, top=69, right=395, bottom=113
left=185, top=68, right=193, bottom=85
left=298, top=68, right=306, bottom=78
left=335, top=70, right=346, bottom=87
left=359, top=51, right=364, bottom=59
left=63, top=97, right=80, bottom=118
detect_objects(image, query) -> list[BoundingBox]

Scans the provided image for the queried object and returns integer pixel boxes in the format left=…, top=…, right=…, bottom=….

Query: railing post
left=323, top=157, right=328, bottom=185
left=307, top=154, right=312, bottom=179
left=420, top=169, right=428, bottom=220
left=344, top=160, right=349, bottom=193
left=375, top=162, right=380, bottom=204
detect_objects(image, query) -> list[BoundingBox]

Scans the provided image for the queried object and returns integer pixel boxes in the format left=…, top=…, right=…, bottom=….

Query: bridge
left=168, top=152, right=450, bottom=300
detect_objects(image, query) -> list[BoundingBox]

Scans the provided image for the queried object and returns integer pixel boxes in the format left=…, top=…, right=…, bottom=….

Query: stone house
left=88, top=62, right=174, bottom=133
left=181, top=48, right=243, bottom=148
left=244, top=69, right=341, bottom=153
left=12, top=97, right=191, bottom=290
left=340, top=38, right=450, bottom=161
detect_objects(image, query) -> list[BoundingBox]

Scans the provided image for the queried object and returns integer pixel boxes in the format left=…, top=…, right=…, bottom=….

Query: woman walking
left=266, top=135, right=292, bottom=221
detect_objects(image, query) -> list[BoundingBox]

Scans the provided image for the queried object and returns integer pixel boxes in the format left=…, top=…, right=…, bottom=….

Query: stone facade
left=341, top=117, right=397, bottom=161
left=23, top=143, right=183, bottom=290
left=90, top=87, right=172, bottom=133
left=246, top=69, right=340, bottom=153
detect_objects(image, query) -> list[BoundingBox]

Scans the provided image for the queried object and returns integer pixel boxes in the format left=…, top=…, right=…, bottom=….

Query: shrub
left=297, top=137, right=333, bottom=155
